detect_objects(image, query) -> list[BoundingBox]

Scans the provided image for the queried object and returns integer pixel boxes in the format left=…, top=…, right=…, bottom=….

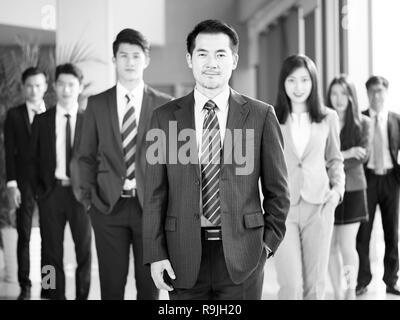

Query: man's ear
left=144, top=55, right=150, bottom=69
left=232, top=53, right=239, bottom=71
left=186, top=53, right=193, bottom=69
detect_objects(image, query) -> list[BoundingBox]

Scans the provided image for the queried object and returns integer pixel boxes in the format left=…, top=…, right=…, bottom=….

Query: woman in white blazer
left=273, top=55, right=345, bottom=300
left=326, top=75, right=371, bottom=300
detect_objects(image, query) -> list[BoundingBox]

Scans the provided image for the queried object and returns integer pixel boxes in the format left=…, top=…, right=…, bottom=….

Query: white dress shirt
left=367, top=108, right=393, bottom=171
left=194, top=86, right=230, bottom=153
left=290, top=112, right=311, bottom=158
left=7, top=101, right=46, bottom=188
left=55, top=103, right=79, bottom=180
left=116, top=81, right=145, bottom=190
left=194, top=87, right=230, bottom=227
left=26, top=101, right=46, bottom=124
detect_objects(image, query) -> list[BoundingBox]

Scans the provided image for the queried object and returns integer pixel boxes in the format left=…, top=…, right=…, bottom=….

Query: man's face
left=368, top=83, right=388, bottom=113
left=113, top=43, right=149, bottom=83
left=54, top=73, right=82, bottom=107
left=186, top=33, right=238, bottom=93
left=23, top=74, right=48, bottom=104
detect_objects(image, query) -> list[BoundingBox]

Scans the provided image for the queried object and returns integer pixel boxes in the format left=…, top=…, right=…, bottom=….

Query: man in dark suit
left=77, top=28, right=173, bottom=300
left=356, top=76, right=400, bottom=296
left=4, top=67, right=48, bottom=300
left=142, top=19, right=290, bottom=300
left=31, top=63, right=92, bottom=300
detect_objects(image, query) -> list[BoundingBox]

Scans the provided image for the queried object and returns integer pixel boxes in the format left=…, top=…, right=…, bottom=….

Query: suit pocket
left=164, top=216, right=176, bottom=232
left=243, top=212, right=264, bottom=229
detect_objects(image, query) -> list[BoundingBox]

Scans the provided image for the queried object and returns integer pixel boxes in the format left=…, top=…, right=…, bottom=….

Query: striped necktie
left=200, top=100, right=221, bottom=226
left=373, top=114, right=385, bottom=174
left=122, top=94, right=137, bottom=180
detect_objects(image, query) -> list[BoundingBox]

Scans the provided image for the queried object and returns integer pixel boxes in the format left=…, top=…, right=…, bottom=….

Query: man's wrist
left=6, top=180, right=18, bottom=189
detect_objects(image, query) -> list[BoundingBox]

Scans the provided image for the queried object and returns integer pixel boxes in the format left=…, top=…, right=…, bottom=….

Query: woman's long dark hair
left=326, top=75, right=362, bottom=150
left=274, top=54, right=326, bottom=124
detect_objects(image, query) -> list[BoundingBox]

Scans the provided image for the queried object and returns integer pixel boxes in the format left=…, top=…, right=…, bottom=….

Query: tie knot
left=65, top=114, right=71, bottom=119
left=126, top=93, right=134, bottom=103
left=204, top=100, right=217, bottom=112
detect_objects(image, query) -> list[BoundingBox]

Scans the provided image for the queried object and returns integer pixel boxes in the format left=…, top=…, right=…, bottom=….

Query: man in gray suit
left=78, top=28, right=173, bottom=299
left=142, top=19, right=290, bottom=300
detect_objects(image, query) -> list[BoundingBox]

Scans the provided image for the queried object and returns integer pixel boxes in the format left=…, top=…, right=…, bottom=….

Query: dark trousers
left=16, top=181, right=35, bottom=289
left=38, top=185, right=92, bottom=300
left=89, top=197, right=158, bottom=300
left=357, top=170, right=400, bottom=287
left=168, top=232, right=266, bottom=300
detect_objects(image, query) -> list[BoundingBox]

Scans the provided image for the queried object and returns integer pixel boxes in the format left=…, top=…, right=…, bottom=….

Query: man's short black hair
left=55, top=63, right=84, bottom=83
left=112, top=28, right=150, bottom=57
left=365, top=75, right=389, bottom=90
left=186, top=19, right=239, bottom=55
left=21, top=67, right=48, bottom=84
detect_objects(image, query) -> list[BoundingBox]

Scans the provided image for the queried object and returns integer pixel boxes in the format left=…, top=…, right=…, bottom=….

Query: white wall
left=0, top=0, right=56, bottom=30
left=371, top=0, right=400, bottom=112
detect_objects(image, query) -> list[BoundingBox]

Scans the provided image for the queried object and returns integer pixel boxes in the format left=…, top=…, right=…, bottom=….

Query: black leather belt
left=202, top=227, right=222, bottom=241
left=367, top=168, right=393, bottom=176
left=55, top=179, right=71, bottom=187
left=121, top=189, right=136, bottom=198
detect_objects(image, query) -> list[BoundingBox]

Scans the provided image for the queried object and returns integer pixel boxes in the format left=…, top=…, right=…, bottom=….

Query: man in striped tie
left=78, top=29, right=173, bottom=299
left=143, top=19, right=290, bottom=300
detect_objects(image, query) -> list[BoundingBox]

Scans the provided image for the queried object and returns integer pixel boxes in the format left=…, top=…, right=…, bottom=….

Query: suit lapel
left=175, top=91, right=199, bottom=178
left=20, top=104, right=31, bottom=134
left=73, top=111, right=84, bottom=152
left=222, top=89, right=249, bottom=165
left=137, top=85, right=153, bottom=149
left=107, top=86, right=124, bottom=157
left=387, top=112, right=398, bottom=161
left=48, top=108, right=56, bottom=165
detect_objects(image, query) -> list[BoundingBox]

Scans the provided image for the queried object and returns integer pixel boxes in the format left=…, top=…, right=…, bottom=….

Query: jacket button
left=195, top=180, right=200, bottom=185
left=194, top=214, right=200, bottom=220
left=298, top=163, right=302, bottom=168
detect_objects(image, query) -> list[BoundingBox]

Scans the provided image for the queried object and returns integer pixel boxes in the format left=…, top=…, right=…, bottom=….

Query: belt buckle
left=121, top=189, right=135, bottom=198
left=204, top=228, right=222, bottom=241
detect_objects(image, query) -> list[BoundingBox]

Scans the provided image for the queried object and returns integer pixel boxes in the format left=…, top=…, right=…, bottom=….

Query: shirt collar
left=369, top=108, right=388, bottom=121
left=117, top=81, right=145, bottom=100
left=56, top=102, right=79, bottom=117
left=26, top=101, right=46, bottom=114
left=194, top=86, right=230, bottom=112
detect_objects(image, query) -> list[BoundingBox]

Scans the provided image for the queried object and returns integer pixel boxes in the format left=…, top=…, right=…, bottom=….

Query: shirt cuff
left=264, top=244, right=273, bottom=258
left=6, top=180, right=18, bottom=188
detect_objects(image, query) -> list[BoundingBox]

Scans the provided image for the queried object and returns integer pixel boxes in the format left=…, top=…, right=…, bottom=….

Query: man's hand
left=350, top=147, right=366, bottom=160
left=7, top=186, right=21, bottom=209
left=323, top=189, right=341, bottom=209
left=150, top=259, right=176, bottom=291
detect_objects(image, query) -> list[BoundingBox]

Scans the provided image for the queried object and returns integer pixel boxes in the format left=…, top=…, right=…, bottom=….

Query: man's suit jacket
left=30, top=107, right=84, bottom=200
left=77, top=85, right=173, bottom=214
left=142, top=89, right=290, bottom=289
left=363, top=109, right=400, bottom=183
left=4, top=103, right=47, bottom=185
left=280, top=108, right=345, bottom=206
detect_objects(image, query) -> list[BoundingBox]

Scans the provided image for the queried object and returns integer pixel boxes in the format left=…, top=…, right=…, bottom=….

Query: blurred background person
left=356, top=76, right=400, bottom=297
left=326, top=75, right=370, bottom=300
left=4, top=67, right=48, bottom=300
left=30, top=63, right=92, bottom=300
left=273, top=54, right=345, bottom=299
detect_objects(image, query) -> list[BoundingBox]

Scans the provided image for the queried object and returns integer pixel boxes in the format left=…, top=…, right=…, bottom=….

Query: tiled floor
left=1, top=210, right=399, bottom=300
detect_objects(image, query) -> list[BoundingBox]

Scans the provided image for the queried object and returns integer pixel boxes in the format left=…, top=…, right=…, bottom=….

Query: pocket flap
left=244, top=212, right=264, bottom=229
left=164, top=216, right=176, bottom=231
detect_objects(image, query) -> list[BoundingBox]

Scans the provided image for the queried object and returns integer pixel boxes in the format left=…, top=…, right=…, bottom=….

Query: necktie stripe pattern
left=373, top=115, right=384, bottom=174
left=200, top=100, right=221, bottom=226
left=122, top=94, right=137, bottom=180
